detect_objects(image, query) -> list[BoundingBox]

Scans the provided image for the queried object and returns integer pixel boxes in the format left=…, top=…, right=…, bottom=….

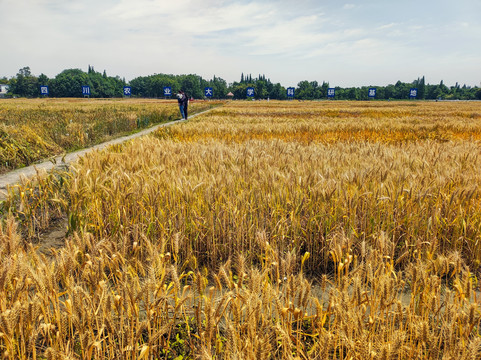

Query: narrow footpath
left=0, top=108, right=211, bottom=200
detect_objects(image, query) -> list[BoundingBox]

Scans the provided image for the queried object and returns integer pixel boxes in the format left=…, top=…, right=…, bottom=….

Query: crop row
left=0, top=98, right=221, bottom=173
left=1, top=100, right=481, bottom=358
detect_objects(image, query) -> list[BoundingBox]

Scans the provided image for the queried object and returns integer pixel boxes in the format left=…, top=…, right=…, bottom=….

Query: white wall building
left=0, top=84, right=9, bottom=97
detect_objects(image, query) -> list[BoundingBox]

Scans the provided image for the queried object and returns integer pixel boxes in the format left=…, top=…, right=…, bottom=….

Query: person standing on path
left=176, top=91, right=186, bottom=119
left=181, top=90, right=189, bottom=120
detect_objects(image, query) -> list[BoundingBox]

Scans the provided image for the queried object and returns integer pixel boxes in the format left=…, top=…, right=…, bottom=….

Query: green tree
left=231, top=83, right=248, bottom=99
left=210, top=75, right=228, bottom=99
left=50, top=69, right=90, bottom=97
left=180, top=74, right=203, bottom=99
left=150, top=76, right=165, bottom=98
left=475, top=88, right=481, bottom=100
left=339, top=87, right=360, bottom=100
left=418, top=76, right=426, bottom=99
left=384, top=84, right=394, bottom=99
left=18, top=66, right=32, bottom=77
left=438, top=80, right=449, bottom=99
left=269, top=83, right=287, bottom=100
left=255, top=79, right=268, bottom=99
left=296, top=80, right=315, bottom=100
left=320, top=81, right=329, bottom=98
left=38, top=73, right=49, bottom=86
left=84, top=68, right=125, bottom=98
left=9, top=67, right=39, bottom=97
left=130, top=74, right=181, bottom=98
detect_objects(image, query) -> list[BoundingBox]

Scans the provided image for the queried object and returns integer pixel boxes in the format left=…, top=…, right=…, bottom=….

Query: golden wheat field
left=0, top=98, right=219, bottom=173
left=1, top=100, right=481, bottom=359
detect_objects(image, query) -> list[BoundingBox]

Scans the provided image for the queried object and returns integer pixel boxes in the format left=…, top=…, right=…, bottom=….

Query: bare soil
left=34, top=217, right=69, bottom=256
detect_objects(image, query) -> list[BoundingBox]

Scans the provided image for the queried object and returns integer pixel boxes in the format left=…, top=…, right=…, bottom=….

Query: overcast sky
left=2, top=0, right=481, bottom=87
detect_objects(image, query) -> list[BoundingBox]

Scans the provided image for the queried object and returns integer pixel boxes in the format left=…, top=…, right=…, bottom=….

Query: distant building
left=0, top=84, right=9, bottom=98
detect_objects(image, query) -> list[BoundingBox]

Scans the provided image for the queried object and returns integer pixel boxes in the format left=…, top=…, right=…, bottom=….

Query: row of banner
left=284, top=87, right=419, bottom=99
left=39, top=85, right=199, bottom=97
left=38, top=85, right=420, bottom=99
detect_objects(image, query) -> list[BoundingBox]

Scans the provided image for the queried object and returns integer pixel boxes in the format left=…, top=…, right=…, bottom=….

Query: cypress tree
left=418, top=76, right=425, bottom=99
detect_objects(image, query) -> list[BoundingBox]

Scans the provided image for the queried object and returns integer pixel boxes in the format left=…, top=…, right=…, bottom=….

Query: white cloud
left=377, top=23, right=397, bottom=30
left=106, top=0, right=185, bottom=20
left=1, top=0, right=480, bottom=87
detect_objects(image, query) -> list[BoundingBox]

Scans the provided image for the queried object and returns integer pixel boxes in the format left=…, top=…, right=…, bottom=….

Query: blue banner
left=368, top=88, right=376, bottom=98
left=82, top=85, right=90, bottom=96
left=163, top=86, right=172, bottom=97
left=327, top=88, right=335, bottom=98
left=205, top=87, right=213, bottom=97
left=40, top=85, right=49, bottom=96
left=246, top=87, right=255, bottom=97
left=409, top=88, right=418, bottom=98
left=287, top=87, right=295, bottom=98
left=123, top=86, right=132, bottom=96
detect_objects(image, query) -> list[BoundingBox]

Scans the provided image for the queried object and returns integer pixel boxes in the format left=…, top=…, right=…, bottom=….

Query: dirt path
left=0, top=108, right=212, bottom=200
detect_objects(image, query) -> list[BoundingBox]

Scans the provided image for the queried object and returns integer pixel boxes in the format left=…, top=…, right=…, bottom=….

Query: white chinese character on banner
left=41, top=86, right=48, bottom=94
left=247, top=88, right=254, bottom=96
left=287, top=88, right=294, bottom=96
left=205, top=88, right=213, bottom=96
left=124, top=87, right=131, bottom=95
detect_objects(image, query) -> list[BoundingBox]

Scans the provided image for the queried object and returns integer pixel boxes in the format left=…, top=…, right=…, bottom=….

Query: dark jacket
left=177, top=93, right=184, bottom=104
left=181, top=93, right=188, bottom=106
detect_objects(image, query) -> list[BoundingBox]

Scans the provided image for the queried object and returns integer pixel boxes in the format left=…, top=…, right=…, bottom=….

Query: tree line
left=2, top=67, right=481, bottom=100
